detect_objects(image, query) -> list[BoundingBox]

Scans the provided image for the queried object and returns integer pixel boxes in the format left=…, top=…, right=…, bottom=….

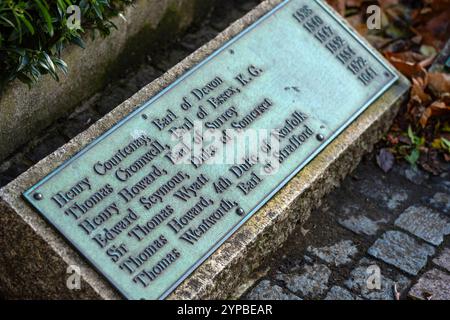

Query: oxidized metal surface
left=24, top=0, right=398, bottom=300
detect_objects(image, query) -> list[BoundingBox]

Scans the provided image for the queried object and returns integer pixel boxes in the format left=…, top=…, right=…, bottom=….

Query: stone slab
left=338, top=214, right=385, bottom=236
left=368, top=231, right=435, bottom=276
left=433, top=248, right=450, bottom=273
left=330, top=192, right=390, bottom=236
left=345, top=258, right=410, bottom=300
left=275, top=264, right=331, bottom=299
left=393, top=164, right=429, bottom=186
left=307, top=240, right=358, bottom=267
left=394, top=206, right=450, bottom=246
left=426, top=192, right=450, bottom=216
left=351, top=177, right=409, bottom=212
left=408, top=269, right=450, bottom=300
left=0, top=0, right=410, bottom=299
left=246, top=280, right=301, bottom=300
left=324, top=286, right=362, bottom=300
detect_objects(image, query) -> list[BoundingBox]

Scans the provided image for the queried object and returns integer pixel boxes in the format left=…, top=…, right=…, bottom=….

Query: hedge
left=0, top=0, right=132, bottom=89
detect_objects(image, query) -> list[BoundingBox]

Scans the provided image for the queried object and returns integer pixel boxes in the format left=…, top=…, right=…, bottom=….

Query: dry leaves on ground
left=327, top=0, right=450, bottom=174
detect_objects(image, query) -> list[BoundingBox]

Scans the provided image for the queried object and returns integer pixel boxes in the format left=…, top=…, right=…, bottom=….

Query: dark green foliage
left=0, top=0, right=132, bottom=88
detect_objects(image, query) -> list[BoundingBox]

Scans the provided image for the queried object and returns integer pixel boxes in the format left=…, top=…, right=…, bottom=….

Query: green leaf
left=408, top=126, right=416, bottom=144
left=442, top=138, right=450, bottom=152
left=17, top=72, right=35, bottom=85
left=53, top=58, right=68, bottom=75
left=34, top=0, right=54, bottom=37
left=18, top=14, right=35, bottom=34
left=17, top=54, right=30, bottom=71
left=71, top=36, right=85, bottom=48
left=0, top=15, right=16, bottom=28
left=7, top=47, right=26, bottom=56
left=1, top=0, right=132, bottom=86
left=405, top=148, right=420, bottom=166
left=407, top=126, right=424, bottom=147
left=92, top=3, right=104, bottom=19
left=43, top=52, right=56, bottom=73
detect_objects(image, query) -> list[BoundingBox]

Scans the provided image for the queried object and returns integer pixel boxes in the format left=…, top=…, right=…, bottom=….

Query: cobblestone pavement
left=243, top=155, right=450, bottom=300
left=0, top=0, right=261, bottom=188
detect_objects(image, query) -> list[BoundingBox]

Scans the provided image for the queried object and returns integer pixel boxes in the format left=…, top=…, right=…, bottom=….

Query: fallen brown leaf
left=420, top=101, right=450, bottom=127
left=385, top=52, right=428, bottom=78
left=428, top=72, right=450, bottom=96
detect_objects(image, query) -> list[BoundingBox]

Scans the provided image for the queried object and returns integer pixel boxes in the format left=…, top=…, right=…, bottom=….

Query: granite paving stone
left=338, top=215, right=385, bottom=236
left=393, top=164, right=429, bottom=185
left=394, top=206, right=450, bottom=246
left=368, top=231, right=435, bottom=276
left=408, top=269, right=450, bottom=300
left=324, top=286, right=362, bottom=300
left=307, top=240, right=358, bottom=266
left=345, top=258, right=411, bottom=300
left=441, top=180, right=450, bottom=193
left=331, top=200, right=390, bottom=236
left=246, top=280, right=301, bottom=300
left=426, top=192, right=450, bottom=215
left=429, top=170, right=450, bottom=193
left=278, top=257, right=305, bottom=274
left=356, top=178, right=408, bottom=211
left=242, top=155, right=448, bottom=300
left=276, top=264, right=331, bottom=299
left=433, top=248, right=450, bottom=273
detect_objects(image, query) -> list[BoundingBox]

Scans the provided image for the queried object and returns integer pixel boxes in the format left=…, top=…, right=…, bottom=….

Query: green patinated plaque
left=24, top=0, right=398, bottom=299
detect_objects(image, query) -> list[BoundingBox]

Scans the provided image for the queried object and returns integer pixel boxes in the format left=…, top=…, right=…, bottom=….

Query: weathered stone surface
left=393, top=164, right=429, bottom=185
left=394, top=206, right=450, bottom=246
left=276, top=264, right=331, bottom=299
left=331, top=197, right=389, bottom=236
left=338, top=215, right=384, bottom=236
left=0, top=0, right=410, bottom=299
left=246, top=280, right=301, bottom=300
left=439, top=180, right=450, bottom=194
left=368, top=231, right=435, bottom=275
left=426, top=192, right=450, bottom=216
left=307, top=240, right=358, bottom=266
left=345, top=258, right=410, bottom=300
left=409, top=269, right=450, bottom=300
left=324, top=286, right=362, bottom=300
left=433, top=248, right=450, bottom=272
left=356, top=178, right=408, bottom=211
